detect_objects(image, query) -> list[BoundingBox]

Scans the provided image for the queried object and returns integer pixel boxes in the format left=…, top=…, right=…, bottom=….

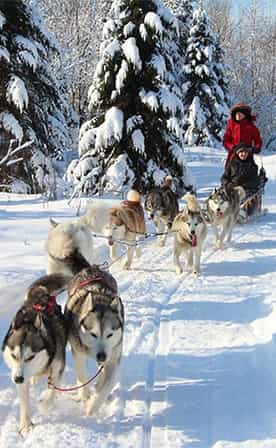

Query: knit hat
left=234, top=143, right=252, bottom=154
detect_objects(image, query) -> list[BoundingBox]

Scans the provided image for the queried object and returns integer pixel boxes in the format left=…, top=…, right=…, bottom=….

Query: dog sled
left=237, top=166, right=268, bottom=223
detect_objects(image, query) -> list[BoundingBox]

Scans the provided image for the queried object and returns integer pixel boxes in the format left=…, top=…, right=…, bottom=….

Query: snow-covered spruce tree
left=0, top=0, right=73, bottom=194
left=71, top=0, right=188, bottom=195
left=182, top=6, right=229, bottom=146
left=164, top=0, right=194, bottom=93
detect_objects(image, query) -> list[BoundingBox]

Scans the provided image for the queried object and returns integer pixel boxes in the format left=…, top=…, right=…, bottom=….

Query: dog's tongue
left=216, top=211, right=223, bottom=218
left=191, top=234, right=197, bottom=247
left=108, top=238, right=114, bottom=246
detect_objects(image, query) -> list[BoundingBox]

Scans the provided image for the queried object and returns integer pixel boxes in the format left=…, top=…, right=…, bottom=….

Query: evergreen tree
left=0, top=0, right=73, bottom=194
left=182, top=6, right=229, bottom=146
left=71, top=0, right=188, bottom=195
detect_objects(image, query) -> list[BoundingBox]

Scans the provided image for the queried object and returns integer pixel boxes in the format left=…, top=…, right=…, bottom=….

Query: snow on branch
left=144, top=12, right=164, bottom=36
left=0, top=140, right=33, bottom=167
left=122, top=37, right=142, bottom=71
left=6, top=76, right=29, bottom=112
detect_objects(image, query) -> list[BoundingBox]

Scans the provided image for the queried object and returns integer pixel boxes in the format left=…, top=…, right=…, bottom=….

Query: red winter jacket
left=223, top=117, right=262, bottom=165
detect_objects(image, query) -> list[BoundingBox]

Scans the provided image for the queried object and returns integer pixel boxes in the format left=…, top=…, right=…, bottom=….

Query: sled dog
left=65, top=265, right=124, bottom=416
left=80, top=201, right=115, bottom=236
left=2, top=273, right=70, bottom=434
left=172, top=193, right=207, bottom=275
left=107, top=190, right=146, bottom=269
left=144, top=184, right=179, bottom=247
left=46, top=218, right=94, bottom=276
left=206, top=186, right=246, bottom=249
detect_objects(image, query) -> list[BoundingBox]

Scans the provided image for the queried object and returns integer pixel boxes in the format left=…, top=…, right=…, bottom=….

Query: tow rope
left=48, top=365, right=104, bottom=392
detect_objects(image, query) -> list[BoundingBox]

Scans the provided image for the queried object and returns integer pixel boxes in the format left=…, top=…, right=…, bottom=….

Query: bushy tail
left=182, top=192, right=201, bottom=212
left=25, top=273, right=72, bottom=302
left=46, top=220, right=91, bottom=275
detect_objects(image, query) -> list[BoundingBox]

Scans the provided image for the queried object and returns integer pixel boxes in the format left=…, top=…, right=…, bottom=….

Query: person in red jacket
left=223, top=103, right=262, bottom=166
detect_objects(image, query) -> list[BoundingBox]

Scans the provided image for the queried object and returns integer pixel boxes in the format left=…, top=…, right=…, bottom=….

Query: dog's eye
left=91, top=332, right=98, bottom=338
left=11, top=353, right=18, bottom=360
left=107, top=333, right=113, bottom=339
left=25, top=354, right=35, bottom=362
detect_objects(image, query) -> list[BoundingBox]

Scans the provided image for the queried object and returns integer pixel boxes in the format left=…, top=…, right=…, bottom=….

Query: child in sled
left=223, top=103, right=262, bottom=166
left=221, top=143, right=265, bottom=216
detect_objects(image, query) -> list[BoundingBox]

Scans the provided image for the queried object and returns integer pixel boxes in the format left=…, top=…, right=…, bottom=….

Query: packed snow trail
left=1, top=149, right=276, bottom=448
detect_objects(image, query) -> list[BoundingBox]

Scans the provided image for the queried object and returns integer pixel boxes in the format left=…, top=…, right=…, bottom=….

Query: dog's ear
left=49, top=217, right=58, bottom=228
left=110, top=296, right=124, bottom=320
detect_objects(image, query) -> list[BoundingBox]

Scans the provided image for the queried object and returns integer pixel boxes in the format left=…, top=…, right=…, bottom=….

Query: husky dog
left=80, top=201, right=114, bottom=235
left=107, top=190, right=146, bottom=269
left=172, top=194, right=207, bottom=275
left=2, top=273, right=70, bottom=434
left=46, top=219, right=94, bottom=276
left=64, top=265, right=124, bottom=416
left=144, top=178, right=179, bottom=247
left=206, top=186, right=246, bottom=249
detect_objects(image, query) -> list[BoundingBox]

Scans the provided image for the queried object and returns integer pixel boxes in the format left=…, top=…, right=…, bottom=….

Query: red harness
left=33, top=295, right=57, bottom=314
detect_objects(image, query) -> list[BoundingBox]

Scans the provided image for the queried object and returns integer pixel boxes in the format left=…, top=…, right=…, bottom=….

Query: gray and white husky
left=46, top=218, right=94, bottom=276
left=144, top=185, right=179, bottom=247
left=172, top=194, right=207, bottom=275
left=46, top=218, right=124, bottom=416
left=2, top=273, right=70, bottom=434
left=206, top=186, right=245, bottom=249
left=64, top=265, right=124, bottom=416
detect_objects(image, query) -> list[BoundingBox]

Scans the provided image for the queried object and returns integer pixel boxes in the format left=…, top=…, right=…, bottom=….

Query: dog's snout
left=96, top=352, right=107, bottom=363
left=14, top=375, right=24, bottom=384
left=190, top=230, right=195, bottom=235
left=217, top=208, right=221, bottom=212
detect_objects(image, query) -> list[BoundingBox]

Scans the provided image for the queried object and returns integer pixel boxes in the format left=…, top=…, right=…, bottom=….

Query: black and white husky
left=47, top=222, right=124, bottom=416
left=206, top=186, right=245, bottom=249
left=2, top=273, right=70, bottom=434
left=65, top=265, right=124, bottom=416
left=172, top=194, right=207, bottom=275
left=144, top=184, right=179, bottom=246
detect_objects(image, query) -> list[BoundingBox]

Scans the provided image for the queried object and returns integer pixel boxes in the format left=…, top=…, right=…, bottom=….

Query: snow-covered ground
left=1, top=148, right=276, bottom=448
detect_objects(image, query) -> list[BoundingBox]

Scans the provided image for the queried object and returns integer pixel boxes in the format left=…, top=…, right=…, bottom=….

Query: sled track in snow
left=121, top=215, right=268, bottom=448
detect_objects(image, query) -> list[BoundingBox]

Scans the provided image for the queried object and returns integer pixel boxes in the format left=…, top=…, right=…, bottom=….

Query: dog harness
left=32, top=295, right=57, bottom=314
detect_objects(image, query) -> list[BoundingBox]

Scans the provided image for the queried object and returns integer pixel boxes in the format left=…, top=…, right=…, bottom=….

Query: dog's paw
left=86, top=396, right=100, bottom=416
left=215, top=240, right=222, bottom=249
left=175, top=266, right=183, bottom=275
left=18, top=420, right=34, bottom=436
left=135, top=247, right=142, bottom=258
left=38, top=389, right=54, bottom=412
left=122, top=261, right=131, bottom=270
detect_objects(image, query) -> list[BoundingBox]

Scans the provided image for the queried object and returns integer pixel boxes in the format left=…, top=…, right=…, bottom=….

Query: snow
left=131, top=129, right=145, bottom=153
left=122, top=37, right=142, bottom=72
left=0, top=11, right=6, bottom=30
left=104, top=153, right=134, bottom=192
left=144, top=12, right=164, bottom=36
left=95, top=107, right=124, bottom=149
left=1, top=148, right=276, bottom=447
left=6, top=76, right=29, bottom=113
left=0, top=111, right=23, bottom=142
left=1, top=148, right=276, bottom=446
left=115, top=59, right=129, bottom=93
left=0, top=46, right=10, bottom=62
left=139, top=89, right=159, bottom=112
